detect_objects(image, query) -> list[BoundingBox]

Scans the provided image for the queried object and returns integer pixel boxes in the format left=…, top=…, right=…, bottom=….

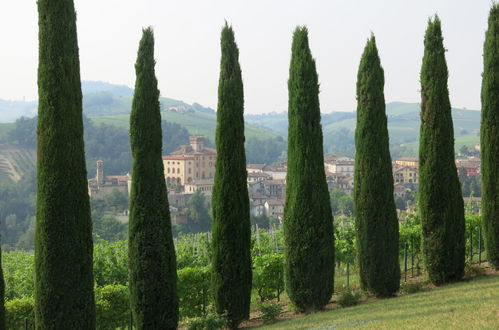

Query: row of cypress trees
left=26, top=0, right=499, bottom=328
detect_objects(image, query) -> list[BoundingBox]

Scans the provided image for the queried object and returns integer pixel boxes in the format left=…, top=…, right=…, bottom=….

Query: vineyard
left=0, top=144, right=35, bottom=182
left=2, top=212, right=486, bottom=329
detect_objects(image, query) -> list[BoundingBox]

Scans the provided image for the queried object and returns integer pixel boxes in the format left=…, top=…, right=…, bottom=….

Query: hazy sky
left=0, top=0, right=491, bottom=113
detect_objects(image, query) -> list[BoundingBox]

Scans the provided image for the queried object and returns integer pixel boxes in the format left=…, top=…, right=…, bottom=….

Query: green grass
left=90, top=111, right=277, bottom=142
left=401, top=133, right=480, bottom=156
left=262, top=274, right=499, bottom=329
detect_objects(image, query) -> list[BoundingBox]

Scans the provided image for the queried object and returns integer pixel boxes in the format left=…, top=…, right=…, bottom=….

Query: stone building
left=162, top=136, right=216, bottom=187
left=88, top=160, right=130, bottom=200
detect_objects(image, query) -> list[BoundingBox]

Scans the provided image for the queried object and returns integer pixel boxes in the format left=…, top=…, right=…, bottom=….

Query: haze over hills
left=0, top=80, right=481, bottom=162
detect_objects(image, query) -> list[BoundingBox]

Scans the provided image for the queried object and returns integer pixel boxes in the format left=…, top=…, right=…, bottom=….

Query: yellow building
left=393, top=166, right=419, bottom=184
left=163, top=136, right=216, bottom=186
left=395, top=157, right=419, bottom=167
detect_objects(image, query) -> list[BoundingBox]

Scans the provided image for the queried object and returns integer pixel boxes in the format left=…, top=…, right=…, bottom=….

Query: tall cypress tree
left=481, top=4, right=499, bottom=270
left=35, top=0, right=95, bottom=328
left=284, top=26, right=334, bottom=312
left=419, top=16, right=465, bottom=285
left=354, top=35, right=400, bottom=297
left=128, top=28, right=178, bottom=329
left=211, top=23, right=252, bottom=329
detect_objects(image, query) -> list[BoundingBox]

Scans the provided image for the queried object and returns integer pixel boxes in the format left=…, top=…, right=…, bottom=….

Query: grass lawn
left=261, top=273, right=499, bottom=329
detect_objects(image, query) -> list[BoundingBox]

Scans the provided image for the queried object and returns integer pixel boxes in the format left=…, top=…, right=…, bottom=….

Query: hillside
left=262, top=273, right=499, bottom=329
left=0, top=143, right=35, bottom=182
left=246, top=102, right=481, bottom=156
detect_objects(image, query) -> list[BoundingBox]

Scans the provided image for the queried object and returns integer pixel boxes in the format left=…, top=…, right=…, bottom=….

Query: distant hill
left=0, top=81, right=481, bottom=159
left=246, top=102, right=481, bottom=156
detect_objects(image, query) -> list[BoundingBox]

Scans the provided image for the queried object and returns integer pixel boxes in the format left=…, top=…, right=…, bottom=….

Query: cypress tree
left=481, top=4, right=499, bottom=270
left=354, top=35, right=400, bottom=297
left=35, top=0, right=95, bottom=328
left=128, top=28, right=179, bottom=329
left=284, top=26, right=334, bottom=312
left=211, top=23, right=252, bottom=329
left=419, top=16, right=465, bottom=285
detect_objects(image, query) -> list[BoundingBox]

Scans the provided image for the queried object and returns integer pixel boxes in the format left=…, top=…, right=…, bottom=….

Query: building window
left=177, top=168, right=180, bottom=174
left=167, top=168, right=170, bottom=174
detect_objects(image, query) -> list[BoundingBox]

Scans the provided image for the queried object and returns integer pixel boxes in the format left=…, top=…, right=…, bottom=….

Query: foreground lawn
left=262, top=274, right=499, bottom=329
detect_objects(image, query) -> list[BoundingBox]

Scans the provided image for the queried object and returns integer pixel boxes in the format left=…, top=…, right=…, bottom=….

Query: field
left=91, top=110, right=277, bottom=142
left=261, top=273, right=499, bottom=329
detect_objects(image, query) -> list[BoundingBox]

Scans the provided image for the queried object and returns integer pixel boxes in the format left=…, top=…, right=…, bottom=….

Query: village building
left=395, top=157, right=419, bottom=167
left=162, top=136, right=216, bottom=187
left=262, top=165, right=287, bottom=180
left=456, top=157, right=481, bottom=176
left=246, top=164, right=267, bottom=173
left=264, top=199, right=285, bottom=220
left=88, top=160, right=130, bottom=200
left=184, top=178, right=215, bottom=196
left=324, top=158, right=355, bottom=177
left=247, top=171, right=271, bottom=183
left=393, top=166, right=419, bottom=185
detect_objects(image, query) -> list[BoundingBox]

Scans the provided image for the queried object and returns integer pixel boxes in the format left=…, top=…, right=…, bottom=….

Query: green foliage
left=178, top=266, right=212, bottom=319
left=253, top=254, right=284, bottom=302
left=36, top=0, right=95, bottom=327
left=336, top=289, right=362, bottom=308
left=2, top=250, right=34, bottom=301
left=334, top=217, right=356, bottom=265
left=419, top=16, right=465, bottom=285
left=95, top=285, right=129, bottom=330
left=93, top=240, right=128, bottom=287
left=128, top=27, right=179, bottom=329
left=284, top=26, right=334, bottom=312
left=257, top=302, right=282, bottom=324
left=245, top=137, right=287, bottom=165
left=5, top=296, right=34, bottom=329
left=0, top=170, right=36, bottom=249
left=186, top=313, right=228, bottom=330
left=93, top=215, right=127, bottom=242
left=186, top=191, right=212, bottom=233
left=400, top=281, right=424, bottom=294
left=354, top=35, right=400, bottom=297
left=175, top=233, right=212, bottom=269
left=481, top=3, right=499, bottom=270
left=211, top=23, right=252, bottom=328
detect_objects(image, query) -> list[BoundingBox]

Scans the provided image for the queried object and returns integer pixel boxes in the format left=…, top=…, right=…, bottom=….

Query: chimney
left=96, top=160, right=104, bottom=185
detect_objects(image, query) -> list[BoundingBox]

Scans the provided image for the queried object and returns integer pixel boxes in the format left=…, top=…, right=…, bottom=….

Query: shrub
left=95, top=284, right=129, bottom=330
left=464, top=264, right=485, bottom=278
left=258, top=302, right=282, bottom=324
left=187, top=313, right=228, bottom=330
left=178, top=266, right=211, bottom=319
left=6, top=296, right=35, bottom=329
left=337, top=289, right=362, bottom=307
left=253, top=253, right=284, bottom=302
left=400, top=281, right=424, bottom=294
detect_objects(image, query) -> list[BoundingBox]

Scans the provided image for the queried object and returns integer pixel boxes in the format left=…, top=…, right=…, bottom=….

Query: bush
left=6, top=296, right=35, bottom=329
left=93, top=240, right=128, bottom=287
left=253, top=253, right=284, bottom=301
left=400, top=281, right=424, bottom=294
left=257, top=302, right=282, bottom=324
left=464, top=264, right=485, bottom=278
left=3, top=250, right=35, bottom=300
left=178, top=266, right=211, bottom=319
left=95, top=284, right=129, bottom=330
left=187, top=313, right=228, bottom=330
left=337, top=289, right=362, bottom=307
